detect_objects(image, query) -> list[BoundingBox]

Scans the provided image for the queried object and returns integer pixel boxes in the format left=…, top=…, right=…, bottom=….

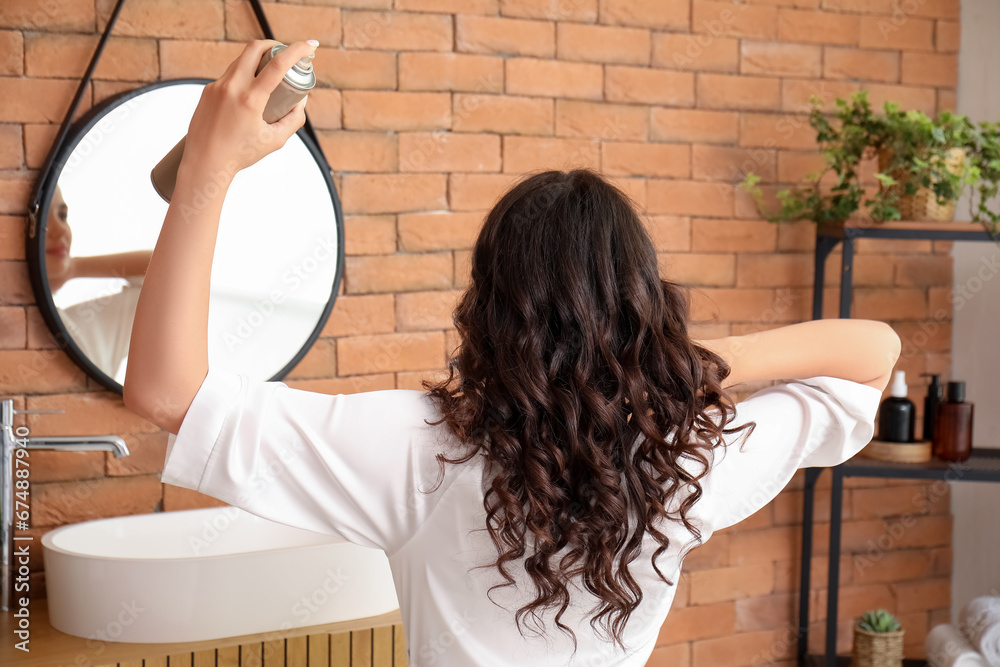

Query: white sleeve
left=160, top=367, right=449, bottom=555
left=700, top=376, right=883, bottom=532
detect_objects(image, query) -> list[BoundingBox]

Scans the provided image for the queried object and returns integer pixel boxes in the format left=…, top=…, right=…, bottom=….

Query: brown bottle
left=933, top=380, right=973, bottom=462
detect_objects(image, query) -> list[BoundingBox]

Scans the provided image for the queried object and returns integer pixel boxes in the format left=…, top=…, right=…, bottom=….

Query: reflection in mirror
left=34, top=80, right=343, bottom=390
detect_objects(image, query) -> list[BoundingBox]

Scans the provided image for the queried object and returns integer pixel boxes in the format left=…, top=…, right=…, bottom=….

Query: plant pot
left=852, top=626, right=905, bottom=667
left=877, top=147, right=965, bottom=222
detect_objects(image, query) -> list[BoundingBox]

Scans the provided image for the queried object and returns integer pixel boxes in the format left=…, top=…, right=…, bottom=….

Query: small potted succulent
left=853, top=608, right=905, bottom=667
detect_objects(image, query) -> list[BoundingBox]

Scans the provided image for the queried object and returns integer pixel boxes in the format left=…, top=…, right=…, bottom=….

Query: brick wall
left=0, top=0, right=957, bottom=663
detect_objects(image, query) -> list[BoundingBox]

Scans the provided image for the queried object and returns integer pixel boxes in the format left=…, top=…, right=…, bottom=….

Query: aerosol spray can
left=150, top=43, right=316, bottom=203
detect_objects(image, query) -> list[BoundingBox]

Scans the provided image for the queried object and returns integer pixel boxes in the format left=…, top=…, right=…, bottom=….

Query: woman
left=123, top=40, right=901, bottom=666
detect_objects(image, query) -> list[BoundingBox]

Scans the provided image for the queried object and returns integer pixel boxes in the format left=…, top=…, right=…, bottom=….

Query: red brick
left=692, top=145, right=777, bottom=183
left=697, top=74, right=781, bottom=111
left=396, top=368, right=451, bottom=391
left=343, top=215, right=396, bottom=255
left=0, top=0, right=94, bottom=31
left=602, top=142, right=690, bottom=179
left=689, top=563, right=774, bottom=604
left=935, top=20, right=960, bottom=52
left=647, top=180, right=734, bottom=217
left=159, top=40, right=243, bottom=79
left=0, top=125, right=20, bottom=170
left=600, top=0, right=689, bottom=29
left=823, top=46, right=899, bottom=82
left=304, top=89, right=341, bottom=131
left=456, top=15, right=554, bottom=58
left=321, top=294, right=395, bottom=337
left=0, top=174, right=32, bottom=217
left=499, top=0, right=597, bottom=22
left=820, top=0, right=893, bottom=10
left=505, top=57, right=603, bottom=100
left=652, top=33, right=739, bottom=72
left=734, top=593, right=798, bottom=632
left=0, top=349, right=88, bottom=393
left=395, top=0, right=497, bottom=13
left=781, top=78, right=862, bottom=113
left=740, top=113, right=817, bottom=150
left=646, top=643, right=691, bottom=667
left=287, top=373, right=396, bottom=395
left=398, top=212, right=483, bottom=251
left=33, top=475, right=162, bottom=527
left=96, top=0, right=224, bottom=39
left=343, top=10, right=451, bottom=51
left=344, top=253, right=452, bottom=294
left=555, top=100, right=648, bottom=141
left=895, top=578, right=950, bottom=613
left=343, top=91, right=451, bottom=131
left=901, top=52, right=957, bottom=87
left=691, top=1, right=778, bottom=39
left=643, top=215, right=690, bottom=252
left=0, top=77, right=77, bottom=124
left=313, top=48, right=396, bottom=90
left=0, top=30, right=22, bottom=76
left=288, top=339, right=338, bottom=379
left=860, top=16, right=934, bottom=50
left=737, top=253, right=814, bottom=287
left=691, top=219, right=778, bottom=253
left=777, top=150, right=829, bottom=182
left=0, top=306, right=25, bottom=348
left=689, top=288, right=796, bottom=323
left=318, top=131, right=397, bottom=173
left=693, top=630, right=783, bottom=667
left=395, top=290, right=463, bottom=330
left=851, top=549, right=933, bottom=585
left=399, top=53, right=503, bottom=93
left=605, top=67, right=695, bottom=106
left=224, top=0, right=341, bottom=45
left=452, top=95, right=553, bottom=136
left=659, top=252, right=735, bottom=286
left=778, top=9, right=860, bottom=45
left=556, top=23, right=651, bottom=66
left=652, top=109, right=739, bottom=144
left=503, top=136, right=600, bottom=173
left=658, top=602, right=735, bottom=645
left=864, top=83, right=937, bottom=116
left=338, top=331, right=445, bottom=374
left=910, top=0, right=959, bottom=19
left=341, top=173, right=447, bottom=214
left=742, top=41, right=822, bottom=78
left=728, top=526, right=799, bottom=566
left=448, top=173, right=520, bottom=209
left=399, top=132, right=500, bottom=172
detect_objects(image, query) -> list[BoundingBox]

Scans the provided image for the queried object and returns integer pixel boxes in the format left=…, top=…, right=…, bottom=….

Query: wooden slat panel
left=372, top=627, right=393, bottom=667
left=263, top=639, right=285, bottom=666
left=217, top=644, right=239, bottom=667
left=351, top=629, right=372, bottom=666
left=393, top=625, right=407, bottom=667
left=286, top=635, right=308, bottom=667
left=330, top=632, right=350, bottom=666
left=168, top=653, right=193, bottom=667
left=241, top=641, right=263, bottom=667
left=193, top=648, right=216, bottom=667
left=307, top=633, right=330, bottom=667
left=144, top=656, right=168, bottom=667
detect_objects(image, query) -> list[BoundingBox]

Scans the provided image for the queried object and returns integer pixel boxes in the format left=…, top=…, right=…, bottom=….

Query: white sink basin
left=41, top=506, right=399, bottom=643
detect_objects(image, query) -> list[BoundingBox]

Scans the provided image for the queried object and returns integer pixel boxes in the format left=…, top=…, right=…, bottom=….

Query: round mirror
left=27, top=79, right=344, bottom=393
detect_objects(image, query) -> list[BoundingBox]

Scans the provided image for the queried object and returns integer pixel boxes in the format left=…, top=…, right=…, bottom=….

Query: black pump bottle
left=878, top=370, right=916, bottom=443
left=920, top=373, right=942, bottom=443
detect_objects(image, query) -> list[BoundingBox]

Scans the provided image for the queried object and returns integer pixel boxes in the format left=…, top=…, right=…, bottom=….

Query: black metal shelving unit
left=797, top=220, right=1000, bottom=667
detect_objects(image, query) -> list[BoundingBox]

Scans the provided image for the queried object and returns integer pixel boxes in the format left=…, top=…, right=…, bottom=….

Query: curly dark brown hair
left=420, top=169, right=756, bottom=656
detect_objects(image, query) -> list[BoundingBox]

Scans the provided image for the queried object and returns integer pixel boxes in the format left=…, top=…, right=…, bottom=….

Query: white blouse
left=161, top=369, right=883, bottom=666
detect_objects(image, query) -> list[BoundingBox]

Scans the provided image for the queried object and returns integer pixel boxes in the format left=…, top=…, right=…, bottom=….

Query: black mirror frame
left=25, top=78, right=345, bottom=394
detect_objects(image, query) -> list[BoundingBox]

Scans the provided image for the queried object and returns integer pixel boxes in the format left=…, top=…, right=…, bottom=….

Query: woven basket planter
left=852, top=626, right=905, bottom=667
left=877, top=146, right=966, bottom=222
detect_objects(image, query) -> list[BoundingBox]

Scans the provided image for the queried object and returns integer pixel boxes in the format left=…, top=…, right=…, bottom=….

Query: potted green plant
left=852, top=608, right=905, bottom=667
left=740, top=91, right=1000, bottom=237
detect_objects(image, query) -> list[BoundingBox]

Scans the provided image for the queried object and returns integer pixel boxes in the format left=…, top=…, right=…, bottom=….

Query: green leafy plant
left=857, top=609, right=902, bottom=634
left=739, top=91, right=1000, bottom=235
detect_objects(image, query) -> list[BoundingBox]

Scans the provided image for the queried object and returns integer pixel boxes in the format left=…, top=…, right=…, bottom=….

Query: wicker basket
left=852, top=626, right=905, bottom=667
left=877, top=146, right=965, bottom=222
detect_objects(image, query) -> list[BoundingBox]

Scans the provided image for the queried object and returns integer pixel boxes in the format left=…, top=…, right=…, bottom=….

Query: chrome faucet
left=1, top=399, right=130, bottom=611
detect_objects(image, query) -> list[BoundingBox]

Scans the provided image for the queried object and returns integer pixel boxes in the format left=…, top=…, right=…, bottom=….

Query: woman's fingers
left=252, top=40, right=317, bottom=102
left=221, top=39, right=280, bottom=85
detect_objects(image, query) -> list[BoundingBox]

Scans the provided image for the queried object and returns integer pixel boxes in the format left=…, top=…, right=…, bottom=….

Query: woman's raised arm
left=696, top=319, right=901, bottom=394
left=122, top=39, right=316, bottom=435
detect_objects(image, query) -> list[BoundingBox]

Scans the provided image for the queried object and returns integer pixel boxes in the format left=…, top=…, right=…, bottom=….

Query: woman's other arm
left=695, top=319, right=901, bottom=394
left=122, top=40, right=314, bottom=435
